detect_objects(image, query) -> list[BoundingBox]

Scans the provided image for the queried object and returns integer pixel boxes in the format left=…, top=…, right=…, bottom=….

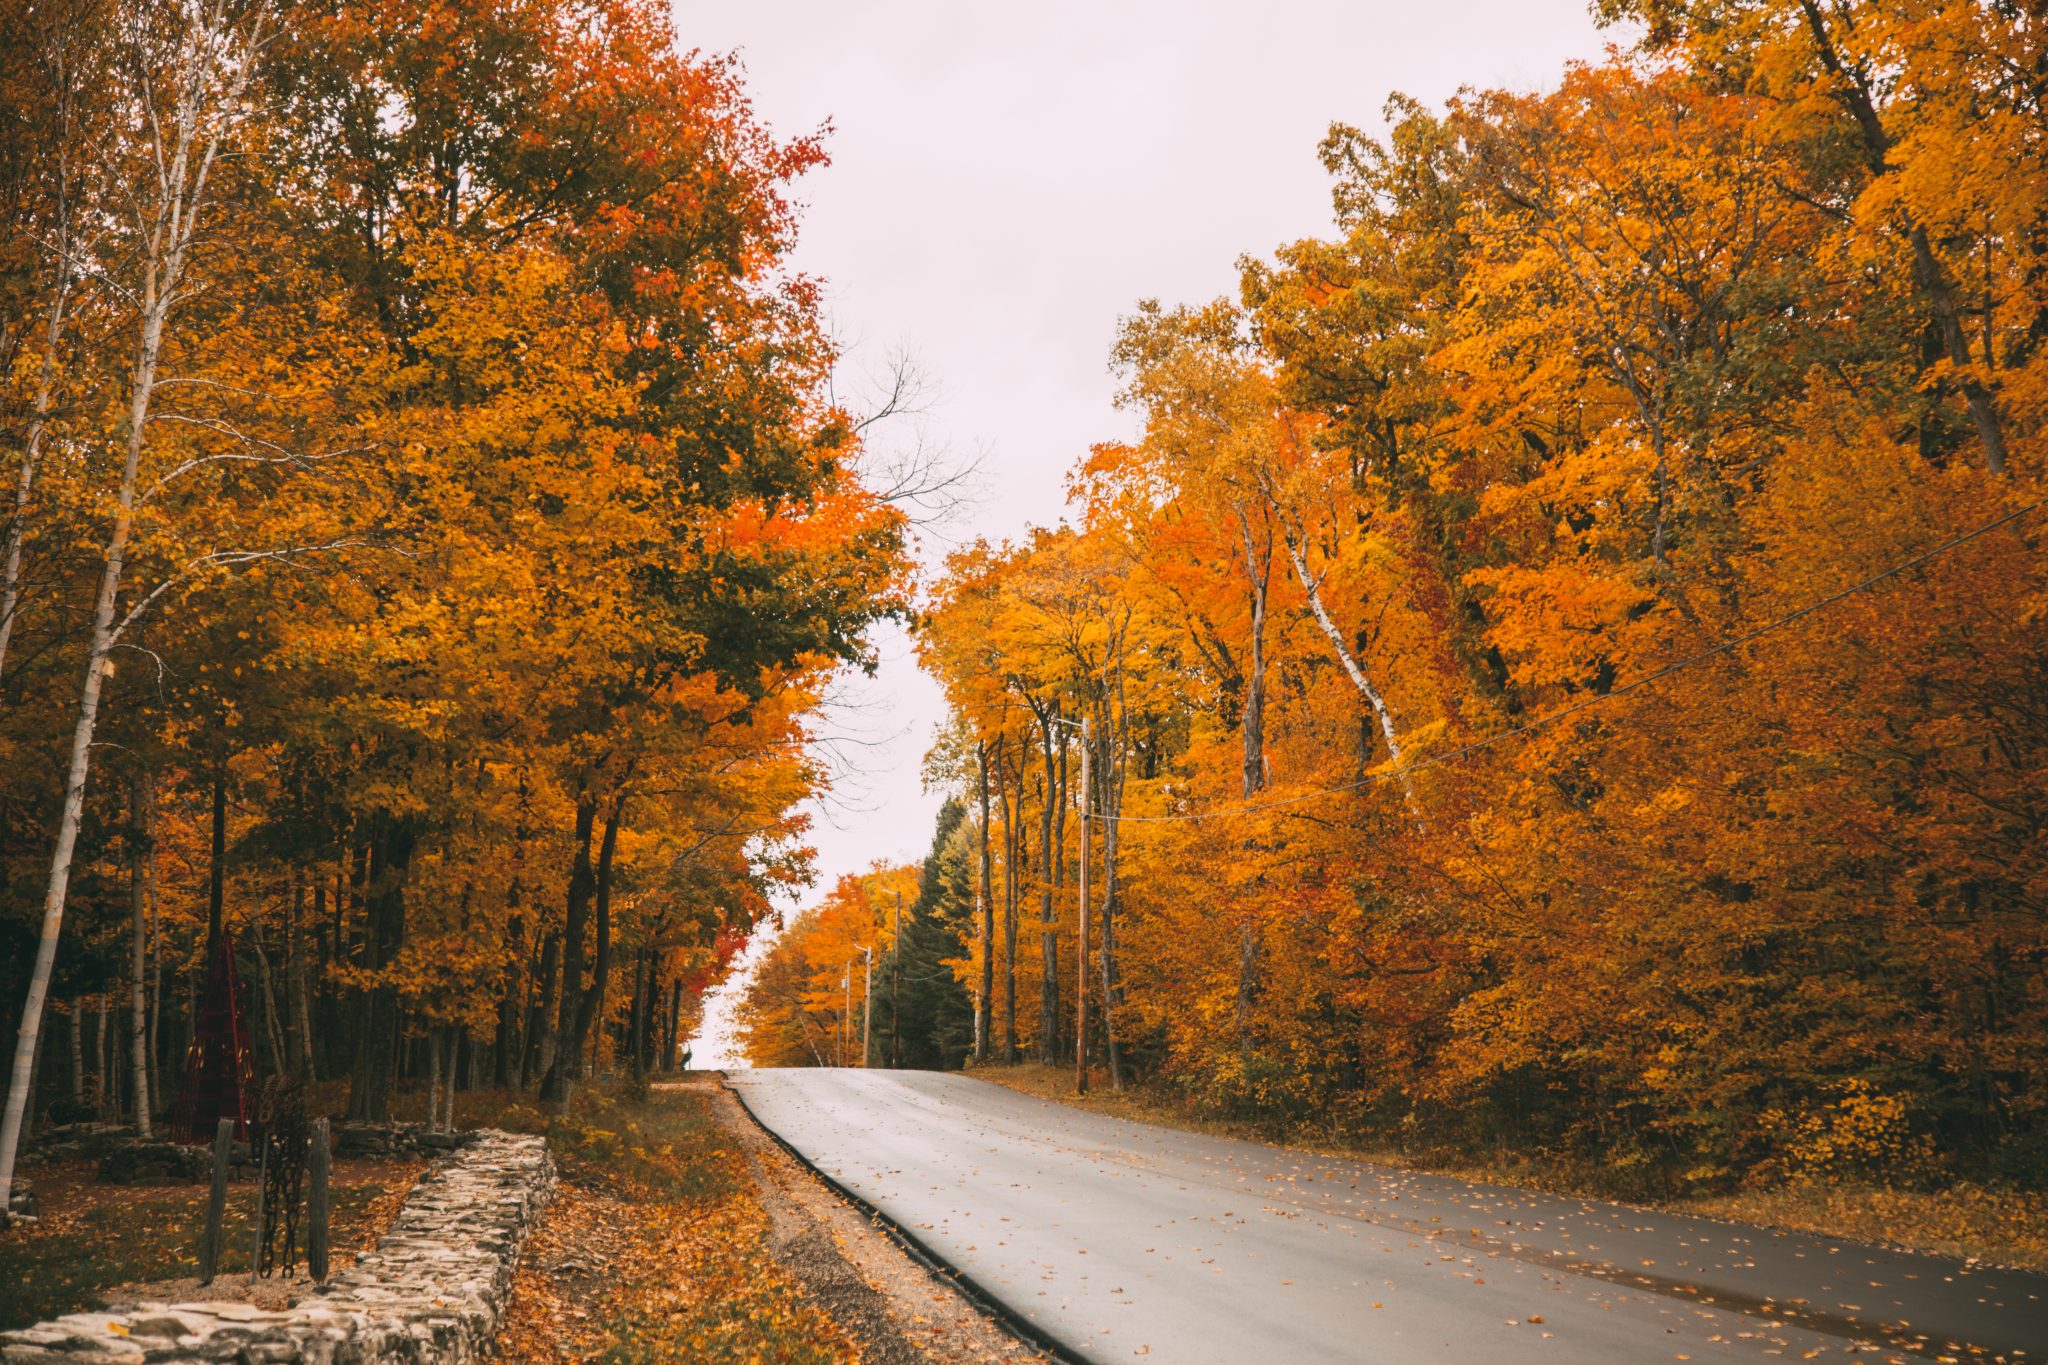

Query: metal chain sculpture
left=254, top=1073, right=310, bottom=1277
left=175, top=934, right=335, bottom=1283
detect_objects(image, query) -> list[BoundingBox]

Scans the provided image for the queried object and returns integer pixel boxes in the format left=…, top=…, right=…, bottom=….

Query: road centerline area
left=725, top=1069, right=2045, bottom=1365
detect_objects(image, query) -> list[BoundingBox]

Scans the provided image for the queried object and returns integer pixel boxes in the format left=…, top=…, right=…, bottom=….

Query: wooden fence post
left=306, top=1117, right=330, bottom=1285
left=198, top=1117, right=232, bottom=1285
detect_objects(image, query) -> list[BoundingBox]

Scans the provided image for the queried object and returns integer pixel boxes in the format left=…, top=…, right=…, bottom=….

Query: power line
left=1107, top=498, right=2044, bottom=825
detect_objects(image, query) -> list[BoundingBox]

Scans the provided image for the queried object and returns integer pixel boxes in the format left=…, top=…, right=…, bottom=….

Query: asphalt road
left=724, top=1069, right=2046, bottom=1365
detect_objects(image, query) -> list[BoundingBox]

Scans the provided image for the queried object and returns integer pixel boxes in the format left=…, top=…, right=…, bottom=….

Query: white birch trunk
left=1283, top=536, right=1418, bottom=813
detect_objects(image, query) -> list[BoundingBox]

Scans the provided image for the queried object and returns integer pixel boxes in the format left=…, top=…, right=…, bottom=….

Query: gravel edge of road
left=712, top=1076, right=1062, bottom=1365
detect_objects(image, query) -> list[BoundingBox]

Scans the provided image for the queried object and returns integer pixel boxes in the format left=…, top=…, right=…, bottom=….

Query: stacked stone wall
left=1, top=1129, right=552, bottom=1364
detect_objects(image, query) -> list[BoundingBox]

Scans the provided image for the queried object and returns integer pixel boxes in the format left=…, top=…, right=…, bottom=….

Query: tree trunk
left=540, top=790, right=599, bottom=1101
left=1054, top=732, right=1070, bottom=1068
left=309, top=879, right=328, bottom=1076
left=665, top=979, right=682, bottom=1072
left=95, top=999, right=111, bottom=1118
left=494, top=890, right=524, bottom=1090
left=1233, top=505, right=1271, bottom=1057
left=526, top=932, right=559, bottom=1086
left=251, top=918, right=286, bottom=1077
left=1035, top=711, right=1059, bottom=1065
left=288, top=872, right=313, bottom=1075
left=545, top=796, right=621, bottom=1109
left=628, top=949, right=647, bottom=1083
left=349, top=821, right=414, bottom=1122
left=994, top=745, right=1019, bottom=1063
left=130, top=769, right=154, bottom=1135
left=206, top=757, right=226, bottom=961
left=1793, top=0, right=2008, bottom=475
left=0, top=0, right=264, bottom=1210
left=643, top=961, right=661, bottom=1076
left=0, top=232, right=73, bottom=686
left=1098, top=706, right=1127, bottom=1091
left=19, top=1025, right=45, bottom=1154
left=147, top=855, right=161, bottom=1112
left=0, top=62, right=79, bottom=688
left=1236, top=506, right=1270, bottom=799
left=1, top=306, right=160, bottom=1198
left=68, top=1008, right=83, bottom=1105
left=975, top=741, right=993, bottom=1063
left=1236, top=923, right=1261, bottom=1055
left=1283, top=538, right=1416, bottom=814
left=426, top=1028, right=443, bottom=1133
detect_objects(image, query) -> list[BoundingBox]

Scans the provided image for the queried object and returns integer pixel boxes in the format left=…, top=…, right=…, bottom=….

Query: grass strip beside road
left=486, top=1078, right=858, bottom=1365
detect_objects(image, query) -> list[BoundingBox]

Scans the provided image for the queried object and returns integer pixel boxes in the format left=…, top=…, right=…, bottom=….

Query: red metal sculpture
left=170, top=932, right=255, bottom=1142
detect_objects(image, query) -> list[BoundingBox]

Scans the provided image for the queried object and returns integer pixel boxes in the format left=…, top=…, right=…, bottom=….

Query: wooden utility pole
left=861, top=946, right=874, bottom=1069
left=975, top=742, right=992, bottom=1062
left=890, top=891, right=903, bottom=1068
left=1076, top=715, right=1091, bottom=1094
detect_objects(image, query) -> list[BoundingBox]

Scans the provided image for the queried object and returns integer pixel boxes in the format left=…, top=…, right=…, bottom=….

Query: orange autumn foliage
left=739, top=865, right=913, bottom=1069
left=0, top=0, right=910, bottom=1143
left=921, top=20, right=2046, bottom=1194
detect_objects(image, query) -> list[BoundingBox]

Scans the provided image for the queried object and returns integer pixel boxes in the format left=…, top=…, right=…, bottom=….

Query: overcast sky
left=668, top=0, right=1617, bottom=910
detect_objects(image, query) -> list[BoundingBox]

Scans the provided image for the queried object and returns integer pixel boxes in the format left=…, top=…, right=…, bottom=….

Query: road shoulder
left=708, top=1076, right=1052, bottom=1365
left=974, top=1062, right=2048, bottom=1273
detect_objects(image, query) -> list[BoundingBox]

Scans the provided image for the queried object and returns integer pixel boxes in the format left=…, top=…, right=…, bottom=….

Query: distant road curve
left=725, top=1069, right=2045, bottom=1365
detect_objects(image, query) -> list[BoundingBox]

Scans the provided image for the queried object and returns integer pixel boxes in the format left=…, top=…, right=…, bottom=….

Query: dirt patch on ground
left=94, top=1159, right=425, bottom=1312
left=706, top=1078, right=1050, bottom=1365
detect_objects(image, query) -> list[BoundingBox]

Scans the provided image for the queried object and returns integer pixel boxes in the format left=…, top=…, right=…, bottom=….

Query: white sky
left=670, top=1, right=1616, bottom=909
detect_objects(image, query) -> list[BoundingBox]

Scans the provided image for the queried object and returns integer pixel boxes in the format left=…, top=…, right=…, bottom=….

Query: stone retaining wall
left=1, top=1129, right=553, bottom=1364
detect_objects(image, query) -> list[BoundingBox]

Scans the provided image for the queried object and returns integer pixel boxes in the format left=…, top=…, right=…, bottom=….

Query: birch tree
left=0, top=0, right=106, bottom=686
left=0, top=0, right=268, bottom=1214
